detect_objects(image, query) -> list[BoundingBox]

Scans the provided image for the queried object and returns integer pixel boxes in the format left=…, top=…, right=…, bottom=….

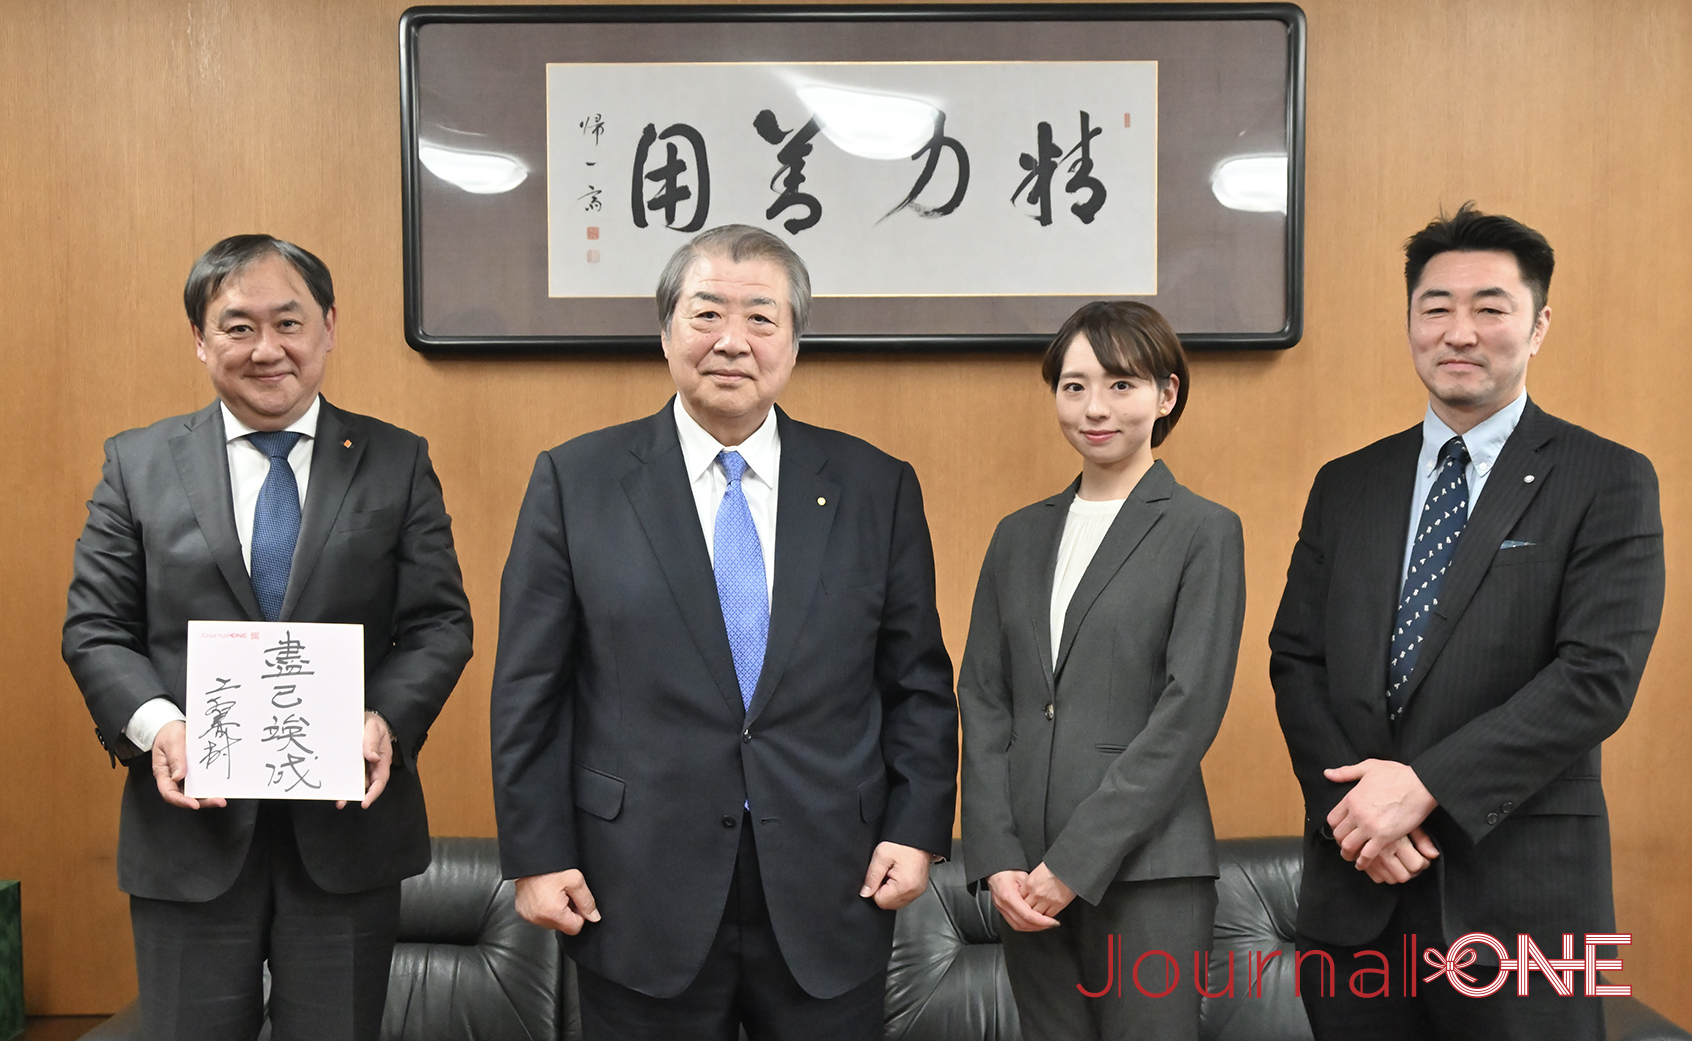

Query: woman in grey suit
left=960, top=301, right=1246, bottom=1040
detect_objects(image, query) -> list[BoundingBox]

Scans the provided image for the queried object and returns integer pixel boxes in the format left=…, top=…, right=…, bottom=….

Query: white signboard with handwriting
left=547, top=61, right=1159, bottom=299
left=183, top=621, right=365, bottom=801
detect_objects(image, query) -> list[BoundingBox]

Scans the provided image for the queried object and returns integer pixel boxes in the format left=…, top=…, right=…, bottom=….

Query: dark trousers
left=129, top=803, right=401, bottom=1041
left=576, top=813, right=885, bottom=1041
left=1296, top=872, right=1604, bottom=1041
left=997, top=876, right=1218, bottom=1041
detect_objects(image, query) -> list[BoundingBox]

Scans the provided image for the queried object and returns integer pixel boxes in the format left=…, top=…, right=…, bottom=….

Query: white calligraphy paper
left=547, top=61, right=1159, bottom=299
left=183, top=621, right=365, bottom=801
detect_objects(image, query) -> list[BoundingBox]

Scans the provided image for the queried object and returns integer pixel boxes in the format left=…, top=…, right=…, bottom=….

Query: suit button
left=1486, top=812, right=1500, bottom=825
left=1044, top=703, right=1055, bottom=720
left=1502, top=802, right=1514, bottom=813
left=721, top=815, right=737, bottom=828
left=742, top=729, right=751, bottom=743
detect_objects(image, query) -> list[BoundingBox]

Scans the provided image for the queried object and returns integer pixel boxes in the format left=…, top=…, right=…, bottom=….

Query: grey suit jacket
left=489, top=402, right=957, bottom=999
left=63, top=398, right=473, bottom=901
left=960, top=461, right=1246, bottom=905
left=1271, top=400, right=1665, bottom=947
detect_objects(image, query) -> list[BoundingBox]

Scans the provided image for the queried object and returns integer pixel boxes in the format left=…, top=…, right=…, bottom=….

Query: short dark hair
left=1404, top=202, right=1554, bottom=314
left=184, top=234, right=335, bottom=332
left=656, top=224, right=812, bottom=341
left=1041, top=301, right=1189, bottom=448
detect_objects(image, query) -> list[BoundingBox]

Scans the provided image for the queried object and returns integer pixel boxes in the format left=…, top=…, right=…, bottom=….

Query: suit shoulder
left=1312, top=425, right=1420, bottom=484
left=540, top=414, right=659, bottom=470
left=1002, top=493, right=1066, bottom=524
left=795, top=419, right=902, bottom=464
left=1166, top=481, right=1241, bottom=525
left=324, top=403, right=426, bottom=451
left=106, top=406, right=215, bottom=451
left=985, top=494, right=1066, bottom=544
left=1535, top=410, right=1654, bottom=473
left=1162, top=485, right=1245, bottom=562
left=786, top=417, right=915, bottom=484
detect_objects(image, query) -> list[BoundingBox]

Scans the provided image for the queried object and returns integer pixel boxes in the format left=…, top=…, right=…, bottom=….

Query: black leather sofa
left=87, top=835, right=1690, bottom=1041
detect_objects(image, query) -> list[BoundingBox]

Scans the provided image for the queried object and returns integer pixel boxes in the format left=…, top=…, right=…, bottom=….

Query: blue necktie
left=249, top=430, right=304, bottom=622
left=713, top=450, right=768, bottom=709
left=1387, top=436, right=1470, bottom=721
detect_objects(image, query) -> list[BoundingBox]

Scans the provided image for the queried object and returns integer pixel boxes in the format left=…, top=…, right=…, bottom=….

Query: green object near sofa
left=0, top=880, right=20, bottom=1041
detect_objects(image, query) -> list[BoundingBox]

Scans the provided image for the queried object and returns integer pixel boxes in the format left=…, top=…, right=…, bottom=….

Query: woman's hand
left=988, top=868, right=1064, bottom=931
left=1023, top=862, right=1078, bottom=919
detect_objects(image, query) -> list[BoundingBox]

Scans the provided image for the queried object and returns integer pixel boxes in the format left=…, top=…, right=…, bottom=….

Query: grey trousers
left=998, top=875, right=1217, bottom=1041
left=129, top=803, right=400, bottom=1041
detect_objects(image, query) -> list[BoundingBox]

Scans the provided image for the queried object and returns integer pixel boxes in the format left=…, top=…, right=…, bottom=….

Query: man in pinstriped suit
left=1271, top=204, right=1664, bottom=1040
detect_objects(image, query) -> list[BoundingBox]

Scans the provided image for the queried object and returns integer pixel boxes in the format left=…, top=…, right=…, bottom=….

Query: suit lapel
left=1345, top=428, right=1422, bottom=739
left=621, top=406, right=746, bottom=718
left=171, top=403, right=263, bottom=620
left=282, top=400, right=362, bottom=620
left=1396, top=403, right=1553, bottom=709
left=748, top=410, right=839, bottom=723
left=1052, top=462, right=1173, bottom=682
left=1028, top=480, right=1077, bottom=694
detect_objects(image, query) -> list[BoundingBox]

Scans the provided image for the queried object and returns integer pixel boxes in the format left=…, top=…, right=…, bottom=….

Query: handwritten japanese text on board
left=184, top=621, right=365, bottom=802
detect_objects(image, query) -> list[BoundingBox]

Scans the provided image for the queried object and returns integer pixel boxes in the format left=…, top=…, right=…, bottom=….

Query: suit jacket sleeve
left=490, top=452, right=582, bottom=879
left=872, top=461, right=959, bottom=856
left=1411, top=450, right=1665, bottom=843
left=1042, top=506, right=1247, bottom=904
left=63, top=435, right=171, bottom=760
left=365, top=435, right=474, bottom=768
left=1269, top=464, right=1368, bottom=829
left=958, top=524, right=1026, bottom=881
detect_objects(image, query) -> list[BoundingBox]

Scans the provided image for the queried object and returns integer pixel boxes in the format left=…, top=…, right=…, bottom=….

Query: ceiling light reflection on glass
left=418, top=142, right=529, bottom=195
left=794, top=85, right=938, bottom=160
left=1210, top=154, right=1288, bottom=214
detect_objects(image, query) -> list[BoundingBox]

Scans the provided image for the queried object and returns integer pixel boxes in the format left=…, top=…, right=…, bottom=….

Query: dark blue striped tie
left=1387, top=436, right=1469, bottom=721
left=249, top=430, right=304, bottom=622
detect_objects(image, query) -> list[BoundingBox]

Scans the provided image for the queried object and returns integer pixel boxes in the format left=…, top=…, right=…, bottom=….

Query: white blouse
left=1050, top=496, right=1127, bottom=667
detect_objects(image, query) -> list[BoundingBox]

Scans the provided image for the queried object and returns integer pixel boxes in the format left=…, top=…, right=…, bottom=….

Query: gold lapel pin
left=817, top=497, right=827, bottom=506
left=343, top=439, right=353, bottom=448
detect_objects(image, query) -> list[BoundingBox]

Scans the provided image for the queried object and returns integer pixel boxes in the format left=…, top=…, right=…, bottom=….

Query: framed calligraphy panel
left=400, top=4, right=1306, bottom=352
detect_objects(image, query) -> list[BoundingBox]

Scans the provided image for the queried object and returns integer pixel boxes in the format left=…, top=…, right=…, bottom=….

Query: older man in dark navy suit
left=490, top=225, right=957, bottom=1041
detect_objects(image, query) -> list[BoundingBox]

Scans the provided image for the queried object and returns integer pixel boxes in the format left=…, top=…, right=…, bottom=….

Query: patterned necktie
left=713, top=450, right=769, bottom=709
left=1387, top=436, right=1470, bottom=721
left=249, top=430, right=304, bottom=622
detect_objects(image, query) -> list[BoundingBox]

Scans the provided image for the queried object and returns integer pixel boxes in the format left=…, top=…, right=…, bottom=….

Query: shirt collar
left=1419, top=390, right=1527, bottom=477
left=673, top=396, right=780, bottom=486
left=221, top=396, right=322, bottom=445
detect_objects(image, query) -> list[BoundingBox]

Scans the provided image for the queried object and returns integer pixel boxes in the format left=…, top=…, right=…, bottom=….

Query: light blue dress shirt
left=1400, top=391, right=1528, bottom=587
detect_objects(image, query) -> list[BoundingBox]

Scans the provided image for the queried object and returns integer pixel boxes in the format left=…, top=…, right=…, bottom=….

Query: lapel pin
left=817, top=496, right=827, bottom=506
left=1523, top=475, right=1534, bottom=483
left=343, top=439, right=353, bottom=448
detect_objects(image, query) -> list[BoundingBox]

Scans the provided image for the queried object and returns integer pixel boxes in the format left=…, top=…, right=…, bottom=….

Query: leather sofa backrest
left=84, top=834, right=1691, bottom=1041
left=381, top=837, right=569, bottom=1041
left=884, top=837, right=1314, bottom=1041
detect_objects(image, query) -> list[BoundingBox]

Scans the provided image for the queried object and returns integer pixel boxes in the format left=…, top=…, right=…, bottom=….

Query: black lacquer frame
left=399, top=4, right=1306, bottom=354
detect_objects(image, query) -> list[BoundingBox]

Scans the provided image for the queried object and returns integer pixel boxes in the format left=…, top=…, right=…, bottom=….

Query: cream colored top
left=1050, top=496, right=1127, bottom=667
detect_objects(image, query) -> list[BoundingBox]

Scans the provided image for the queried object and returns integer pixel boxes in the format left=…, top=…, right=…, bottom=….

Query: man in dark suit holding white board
left=63, top=235, right=473, bottom=1040
left=1271, top=204, right=1664, bottom=1039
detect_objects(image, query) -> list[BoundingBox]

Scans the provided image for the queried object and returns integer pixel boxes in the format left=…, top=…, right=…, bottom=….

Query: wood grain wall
left=2, top=0, right=1688, bottom=1022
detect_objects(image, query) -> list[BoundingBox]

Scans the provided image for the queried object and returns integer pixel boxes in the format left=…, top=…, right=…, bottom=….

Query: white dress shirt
left=1050, top=496, right=1127, bottom=668
left=124, top=398, right=322, bottom=751
left=673, top=397, right=780, bottom=601
left=1399, top=391, right=1527, bottom=588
